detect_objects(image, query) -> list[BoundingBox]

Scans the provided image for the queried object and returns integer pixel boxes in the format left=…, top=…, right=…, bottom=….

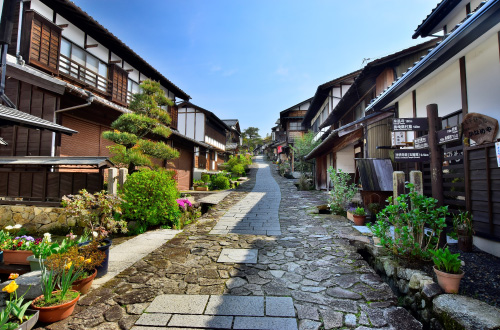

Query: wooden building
left=364, top=0, right=500, bottom=256
left=176, top=102, right=229, bottom=177
left=305, top=40, right=437, bottom=193
left=0, top=0, right=201, bottom=196
left=222, top=119, right=242, bottom=155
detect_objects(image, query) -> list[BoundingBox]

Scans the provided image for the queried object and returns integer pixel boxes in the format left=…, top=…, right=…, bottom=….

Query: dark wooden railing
left=59, top=54, right=110, bottom=95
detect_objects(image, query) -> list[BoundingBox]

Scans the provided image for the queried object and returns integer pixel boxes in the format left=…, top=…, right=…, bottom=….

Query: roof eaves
left=280, top=97, right=313, bottom=115
left=365, top=0, right=496, bottom=113
left=412, top=0, right=462, bottom=39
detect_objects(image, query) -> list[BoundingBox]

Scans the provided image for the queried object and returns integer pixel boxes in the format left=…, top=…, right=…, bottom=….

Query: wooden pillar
left=427, top=104, right=443, bottom=206
left=393, top=171, right=405, bottom=204
left=107, top=168, right=118, bottom=195
left=410, top=170, right=423, bottom=195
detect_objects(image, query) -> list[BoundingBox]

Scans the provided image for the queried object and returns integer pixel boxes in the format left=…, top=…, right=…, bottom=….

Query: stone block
left=422, top=283, right=443, bottom=300
left=233, top=316, right=298, bottom=330
left=168, top=314, right=233, bottom=329
left=1, top=271, right=42, bottom=300
left=409, top=271, right=428, bottom=290
left=205, top=295, right=264, bottom=316
left=135, top=313, right=172, bottom=326
left=145, top=294, right=209, bottom=314
left=266, top=296, right=295, bottom=317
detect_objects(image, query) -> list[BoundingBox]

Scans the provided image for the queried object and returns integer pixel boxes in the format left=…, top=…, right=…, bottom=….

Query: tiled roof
left=365, top=0, right=492, bottom=113
left=412, top=0, right=463, bottom=39
left=0, top=104, right=77, bottom=135
left=222, top=119, right=239, bottom=127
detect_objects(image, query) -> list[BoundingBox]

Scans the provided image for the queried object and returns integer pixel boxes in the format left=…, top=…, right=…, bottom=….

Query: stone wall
left=0, top=205, right=75, bottom=234
left=356, top=242, right=500, bottom=330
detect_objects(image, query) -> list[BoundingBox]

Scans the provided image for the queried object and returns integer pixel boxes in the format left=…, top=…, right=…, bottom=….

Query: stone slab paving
left=217, top=248, right=258, bottom=263
left=92, top=228, right=182, bottom=288
left=210, top=158, right=281, bottom=236
left=41, top=158, right=422, bottom=330
left=198, top=191, right=232, bottom=205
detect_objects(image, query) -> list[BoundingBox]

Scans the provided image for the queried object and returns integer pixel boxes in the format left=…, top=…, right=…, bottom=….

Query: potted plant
left=353, top=207, right=367, bottom=226
left=451, top=211, right=474, bottom=252
left=430, top=247, right=464, bottom=293
left=1, top=228, right=35, bottom=265
left=31, top=258, right=86, bottom=323
left=193, top=179, right=208, bottom=191
left=62, top=189, right=126, bottom=278
left=368, top=202, right=382, bottom=223
left=46, top=243, right=105, bottom=295
left=1, top=273, right=39, bottom=330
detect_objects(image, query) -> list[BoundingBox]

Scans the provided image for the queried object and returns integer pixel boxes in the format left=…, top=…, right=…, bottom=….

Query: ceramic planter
left=71, top=269, right=97, bottom=294
left=433, top=266, right=464, bottom=293
left=2, top=250, right=33, bottom=265
left=0, top=250, right=3, bottom=263
left=353, top=215, right=366, bottom=226
left=26, top=255, right=45, bottom=271
left=78, top=239, right=112, bottom=278
left=31, top=290, right=80, bottom=323
left=14, top=309, right=39, bottom=330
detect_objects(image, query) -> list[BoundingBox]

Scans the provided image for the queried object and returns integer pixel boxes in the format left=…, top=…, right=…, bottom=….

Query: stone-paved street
left=38, top=156, right=421, bottom=330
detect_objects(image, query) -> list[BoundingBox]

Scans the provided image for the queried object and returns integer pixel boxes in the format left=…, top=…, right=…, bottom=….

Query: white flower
left=4, top=226, right=13, bottom=230
left=13, top=224, right=22, bottom=229
left=43, top=233, right=52, bottom=242
left=92, top=231, right=98, bottom=238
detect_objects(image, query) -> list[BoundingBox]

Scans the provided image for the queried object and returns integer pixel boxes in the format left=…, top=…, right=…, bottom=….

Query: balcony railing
left=59, top=54, right=110, bottom=95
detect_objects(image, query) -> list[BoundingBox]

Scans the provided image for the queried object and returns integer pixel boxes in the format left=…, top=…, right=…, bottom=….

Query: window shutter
left=22, top=10, right=61, bottom=74
left=169, top=105, right=178, bottom=130
left=109, top=64, right=128, bottom=106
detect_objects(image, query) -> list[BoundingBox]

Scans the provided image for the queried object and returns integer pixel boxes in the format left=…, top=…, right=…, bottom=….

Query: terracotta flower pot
left=31, top=290, right=80, bottom=323
left=433, top=266, right=464, bottom=293
left=2, top=250, right=33, bottom=265
left=353, top=215, right=366, bottom=226
left=71, top=269, right=97, bottom=294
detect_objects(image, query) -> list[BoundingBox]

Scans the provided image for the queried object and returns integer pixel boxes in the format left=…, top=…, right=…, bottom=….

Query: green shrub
left=327, top=167, right=357, bottom=215
left=368, top=183, right=449, bottom=261
left=120, top=169, right=180, bottom=234
left=201, top=174, right=210, bottom=183
left=224, top=154, right=252, bottom=173
left=231, top=164, right=246, bottom=177
left=430, top=247, right=462, bottom=274
left=209, top=174, right=230, bottom=190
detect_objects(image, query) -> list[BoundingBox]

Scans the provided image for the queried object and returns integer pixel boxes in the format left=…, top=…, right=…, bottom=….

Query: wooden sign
left=394, top=149, right=430, bottom=162
left=391, top=131, right=407, bottom=147
left=392, top=118, right=428, bottom=131
left=462, top=113, right=499, bottom=145
left=437, top=126, right=460, bottom=145
left=414, top=135, right=429, bottom=149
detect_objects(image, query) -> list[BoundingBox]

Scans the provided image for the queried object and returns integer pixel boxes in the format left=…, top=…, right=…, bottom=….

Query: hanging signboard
left=462, top=113, right=499, bottom=145
left=414, top=135, right=429, bottom=149
left=437, top=126, right=460, bottom=145
left=392, top=118, right=428, bottom=131
left=394, top=149, right=430, bottom=162
left=391, top=131, right=407, bottom=147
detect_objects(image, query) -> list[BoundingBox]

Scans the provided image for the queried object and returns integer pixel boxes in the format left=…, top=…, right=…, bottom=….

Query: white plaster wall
left=446, top=7, right=467, bottom=33
left=415, top=61, right=461, bottom=117
left=57, top=16, right=85, bottom=47
left=195, top=113, right=205, bottom=140
left=85, top=35, right=108, bottom=63
left=466, top=33, right=500, bottom=139
left=336, top=144, right=355, bottom=173
left=186, top=113, right=195, bottom=139
left=178, top=111, right=186, bottom=135
left=398, top=93, right=413, bottom=118
left=110, top=52, right=122, bottom=64
left=31, top=0, right=53, bottom=22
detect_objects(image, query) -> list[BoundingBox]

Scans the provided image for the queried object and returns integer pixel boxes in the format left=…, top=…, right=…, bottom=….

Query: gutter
left=365, top=0, right=499, bottom=113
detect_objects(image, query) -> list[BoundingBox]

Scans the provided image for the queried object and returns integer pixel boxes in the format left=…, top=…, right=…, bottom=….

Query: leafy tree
left=102, top=80, right=179, bottom=172
left=242, top=127, right=262, bottom=151
left=291, top=131, right=320, bottom=173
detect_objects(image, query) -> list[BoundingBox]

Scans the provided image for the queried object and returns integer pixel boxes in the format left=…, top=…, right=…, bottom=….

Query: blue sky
left=73, top=0, right=439, bottom=136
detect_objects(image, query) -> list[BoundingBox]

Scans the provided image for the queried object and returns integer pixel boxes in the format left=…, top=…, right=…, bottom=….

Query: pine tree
left=102, top=80, right=179, bottom=172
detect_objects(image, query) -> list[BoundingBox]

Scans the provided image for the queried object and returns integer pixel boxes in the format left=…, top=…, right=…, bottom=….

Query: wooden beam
left=57, top=24, right=68, bottom=28
left=109, top=60, right=121, bottom=64
left=125, top=69, right=133, bottom=72
left=460, top=56, right=471, bottom=213
left=84, top=44, right=98, bottom=49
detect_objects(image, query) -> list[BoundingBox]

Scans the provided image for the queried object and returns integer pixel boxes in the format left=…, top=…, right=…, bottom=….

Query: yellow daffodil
left=78, top=256, right=85, bottom=262
left=64, top=262, right=72, bottom=270
left=8, top=273, right=19, bottom=280
left=85, top=258, right=92, bottom=264
left=2, top=281, right=18, bottom=293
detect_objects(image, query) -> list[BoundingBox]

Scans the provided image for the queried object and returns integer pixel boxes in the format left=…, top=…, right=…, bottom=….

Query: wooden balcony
left=59, top=54, right=111, bottom=95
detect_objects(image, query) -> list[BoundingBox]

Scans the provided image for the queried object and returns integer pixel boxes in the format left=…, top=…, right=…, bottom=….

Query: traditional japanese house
left=222, top=119, right=242, bottom=155
left=364, top=0, right=500, bottom=256
left=305, top=39, right=438, bottom=195
left=0, top=0, right=200, bottom=196
left=176, top=101, right=229, bottom=177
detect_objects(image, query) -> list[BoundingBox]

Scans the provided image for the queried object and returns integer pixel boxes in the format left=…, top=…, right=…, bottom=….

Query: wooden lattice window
left=22, top=10, right=61, bottom=74
left=109, top=64, right=128, bottom=106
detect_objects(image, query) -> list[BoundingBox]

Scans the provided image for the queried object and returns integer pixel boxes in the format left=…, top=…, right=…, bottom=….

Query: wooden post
left=427, top=104, right=445, bottom=247
left=393, top=171, right=405, bottom=204
left=410, top=170, right=423, bottom=195
left=118, top=168, right=128, bottom=188
left=107, top=168, right=118, bottom=195
left=427, top=104, right=443, bottom=206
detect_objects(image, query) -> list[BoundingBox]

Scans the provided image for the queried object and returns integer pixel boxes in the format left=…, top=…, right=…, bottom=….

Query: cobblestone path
left=210, top=159, right=281, bottom=235
left=41, top=157, right=421, bottom=330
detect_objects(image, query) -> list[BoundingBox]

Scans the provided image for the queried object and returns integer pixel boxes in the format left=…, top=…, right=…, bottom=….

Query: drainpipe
left=15, top=0, right=25, bottom=64
left=55, top=91, right=94, bottom=113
